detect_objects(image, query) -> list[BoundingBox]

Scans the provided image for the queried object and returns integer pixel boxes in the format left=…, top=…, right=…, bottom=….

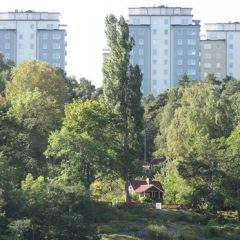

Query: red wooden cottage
left=129, top=178, right=164, bottom=202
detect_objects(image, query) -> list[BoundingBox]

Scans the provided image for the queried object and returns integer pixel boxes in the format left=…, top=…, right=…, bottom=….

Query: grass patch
left=92, top=206, right=240, bottom=240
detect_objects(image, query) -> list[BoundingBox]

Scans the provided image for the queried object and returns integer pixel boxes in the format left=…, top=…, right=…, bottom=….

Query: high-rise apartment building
left=205, top=22, right=240, bottom=80
left=0, top=10, right=66, bottom=69
left=128, top=6, right=200, bottom=95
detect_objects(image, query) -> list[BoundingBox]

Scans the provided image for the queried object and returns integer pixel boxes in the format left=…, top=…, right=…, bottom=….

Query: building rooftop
left=129, top=6, right=192, bottom=16
left=0, top=10, right=60, bottom=21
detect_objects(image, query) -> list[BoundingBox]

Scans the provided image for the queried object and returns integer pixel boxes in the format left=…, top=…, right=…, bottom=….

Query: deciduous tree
left=103, top=14, right=144, bottom=202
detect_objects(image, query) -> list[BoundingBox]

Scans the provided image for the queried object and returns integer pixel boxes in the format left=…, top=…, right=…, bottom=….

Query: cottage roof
left=135, top=184, right=163, bottom=193
left=130, top=180, right=164, bottom=192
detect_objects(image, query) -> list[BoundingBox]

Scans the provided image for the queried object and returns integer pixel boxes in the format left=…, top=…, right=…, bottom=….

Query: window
left=152, top=80, right=157, bottom=85
left=204, top=63, right=211, bottom=68
left=216, top=44, right=221, bottom=49
left=188, top=49, right=196, bottom=55
left=164, top=79, right=168, bottom=85
left=164, top=49, right=168, bottom=55
left=216, top=53, right=221, bottom=59
left=188, top=59, right=196, bottom=65
left=164, top=19, right=168, bottom=25
left=187, top=69, right=196, bottom=75
left=229, top=34, right=233, bottom=40
left=164, top=39, right=168, bottom=45
left=138, top=59, right=144, bottom=65
left=42, top=43, right=48, bottom=49
left=42, top=53, right=48, bottom=59
left=164, top=29, right=168, bottom=35
left=153, top=59, right=157, bottom=65
left=153, top=49, right=157, bottom=55
left=229, top=63, right=233, bottom=68
left=204, top=53, right=211, bottom=59
left=139, top=39, right=144, bottom=45
left=153, top=39, right=157, bottom=45
left=188, top=39, right=196, bottom=45
left=53, top=43, right=61, bottom=49
left=164, top=69, right=168, bottom=75
left=229, top=44, right=233, bottom=49
left=4, top=43, right=10, bottom=49
left=42, top=33, right=48, bottom=40
left=138, top=49, right=144, bottom=55
left=204, top=43, right=211, bottom=49
left=30, top=43, right=34, bottom=49
left=53, top=33, right=61, bottom=40
left=216, top=63, right=221, bottom=68
left=19, top=33, right=23, bottom=39
left=18, top=43, right=22, bottom=49
left=229, top=53, right=233, bottom=59
left=153, top=29, right=157, bottom=34
left=178, top=59, right=182, bottom=65
left=177, top=49, right=183, bottom=55
left=164, top=59, right=168, bottom=65
left=152, top=69, right=157, bottom=75
left=30, top=24, right=34, bottom=29
left=4, top=33, right=10, bottom=39
left=177, top=39, right=183, bottom=45
left=30, top=33, right=34, bottom=39
left=53, top=53, right=61, bottom=59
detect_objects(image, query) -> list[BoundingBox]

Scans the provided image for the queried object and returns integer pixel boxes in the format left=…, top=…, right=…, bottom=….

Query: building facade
left=128, top=6, right=200, bottom=95
left=0, top=10, right=66, bottom=69
left=205, top=22, right=240, bottom=80
left=200, top=40, right=226, bottom=81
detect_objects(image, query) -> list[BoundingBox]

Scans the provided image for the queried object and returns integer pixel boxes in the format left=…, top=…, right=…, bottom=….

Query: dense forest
left=0, top=15, right=239, bottom=239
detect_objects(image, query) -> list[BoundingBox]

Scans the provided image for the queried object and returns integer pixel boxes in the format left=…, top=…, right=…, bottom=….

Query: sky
left=1, top=0, right=240, bottom=87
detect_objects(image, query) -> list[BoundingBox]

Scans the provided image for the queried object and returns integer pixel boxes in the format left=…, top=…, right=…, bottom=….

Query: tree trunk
left=124, top=169, right=131, bottom=203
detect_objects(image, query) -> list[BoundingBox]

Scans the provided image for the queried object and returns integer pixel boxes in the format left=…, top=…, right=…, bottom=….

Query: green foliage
left=4, top=173, right=94, bottom=239
left=46, top=100, right=118, bottom=190
left=142, top=92, right=168, bottom=160
left=178, top=73, right=190, bottom=88
left=166, top=83, right=231, bottom=158
left=90, top=174, right=125, bottom=202
left=154, top=88, right=182, bottom=157
left=8, top=219, right=31, bottom=240
left=74, top=77, right=96, bottom=100
left=154, top=160, right=193, bottom=204
left=103, top=14, right=144, bottom=202
left=8, top=89, right=63, bottom=135
left=224, top=124, right=240, bottom=218
left=6, top=61, right=68, bottom=105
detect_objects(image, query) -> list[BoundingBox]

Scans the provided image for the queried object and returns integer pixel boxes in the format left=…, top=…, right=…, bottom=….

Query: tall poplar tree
left=103, top=14, right=144, bottom=202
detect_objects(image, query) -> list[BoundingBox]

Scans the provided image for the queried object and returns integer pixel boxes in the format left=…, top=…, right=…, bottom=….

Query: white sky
left=1, top=0, right=240, bottom=87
